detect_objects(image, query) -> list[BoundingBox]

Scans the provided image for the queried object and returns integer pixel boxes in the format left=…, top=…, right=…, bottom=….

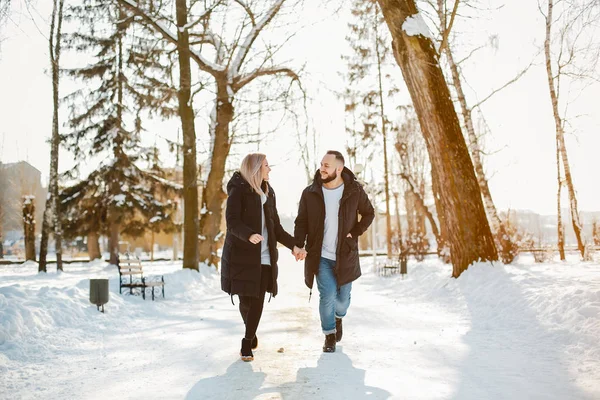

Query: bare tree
left=395, top=107, right=441, bottom=257
left=429, top=0, right=533, bottom=264
left=175, top=0, right=200, bottom=270
left=376, top=0, right=497, bottom=277
left=38, top=0, right=64, bottom=273
left=119, top=0, right=303, bottom=268
left=343, top=0, right=397, bottom=257
left=541, top=0, right=599, bottom=259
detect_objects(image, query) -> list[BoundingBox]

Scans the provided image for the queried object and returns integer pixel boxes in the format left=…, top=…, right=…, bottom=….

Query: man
left=294, top=151, right=375, bottom=352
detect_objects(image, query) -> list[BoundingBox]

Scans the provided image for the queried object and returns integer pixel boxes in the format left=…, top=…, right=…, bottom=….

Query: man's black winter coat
left=294, top=167, right=375, bottom=289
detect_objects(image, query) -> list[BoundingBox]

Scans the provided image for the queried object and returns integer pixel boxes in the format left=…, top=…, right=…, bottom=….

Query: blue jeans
left=316, top=257, right=352, bottom=334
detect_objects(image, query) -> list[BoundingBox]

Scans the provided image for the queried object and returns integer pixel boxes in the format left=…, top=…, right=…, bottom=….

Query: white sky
left=0, top=0, right=599, bottom=218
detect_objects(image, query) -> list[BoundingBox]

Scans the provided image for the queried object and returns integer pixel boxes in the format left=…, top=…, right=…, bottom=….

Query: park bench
left=117, top=253, right=165, bottom=301
left=377, top=252, right=408, bottom=276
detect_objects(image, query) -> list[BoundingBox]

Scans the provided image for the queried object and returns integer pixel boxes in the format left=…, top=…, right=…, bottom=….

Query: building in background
left=0, top=161, right=48, bottom=256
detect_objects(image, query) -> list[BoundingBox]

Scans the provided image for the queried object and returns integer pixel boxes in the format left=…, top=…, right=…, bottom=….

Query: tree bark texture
left=23, top=197, right=36, bottom=262
left=377, top=0, right=497, bottom=276
left=198, top=81, right=232, bottom=268
left=176, top=0, right=199, bottom=270
left=544, top=0, right=585, bottom=259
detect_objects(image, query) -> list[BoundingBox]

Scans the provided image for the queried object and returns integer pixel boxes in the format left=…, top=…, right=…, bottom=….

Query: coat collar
left=228, top=171, right=272, bottom=196
left=308, top=166, right=359, bottom=195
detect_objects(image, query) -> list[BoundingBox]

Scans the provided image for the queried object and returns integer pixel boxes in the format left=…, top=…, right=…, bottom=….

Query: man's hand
left=346, top=233, right=352, bottom=238
left=292, top=246, right=307, bottom=261
left=249, top=234, right=264, bottom=244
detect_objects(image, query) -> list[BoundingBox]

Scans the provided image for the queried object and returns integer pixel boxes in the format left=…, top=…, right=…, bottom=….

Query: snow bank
left=365, top=257, right=600, bottom=394
left=0, top=260, right=221, bottom=368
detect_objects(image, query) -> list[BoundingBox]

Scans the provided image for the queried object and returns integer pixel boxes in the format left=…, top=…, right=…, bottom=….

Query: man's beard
left=321, top=170, right=337, bottom=184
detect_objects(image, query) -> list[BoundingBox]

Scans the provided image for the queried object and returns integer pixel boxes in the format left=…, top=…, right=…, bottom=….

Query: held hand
left=347, top=233, right=352, bottom=238
left=249, top=234, right=264, bottom=244
left=292, top=246, right=307, bottom=261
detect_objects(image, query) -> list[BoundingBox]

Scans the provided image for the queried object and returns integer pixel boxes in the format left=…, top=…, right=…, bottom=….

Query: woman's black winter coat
left=221, top=172, right=295, bottom=298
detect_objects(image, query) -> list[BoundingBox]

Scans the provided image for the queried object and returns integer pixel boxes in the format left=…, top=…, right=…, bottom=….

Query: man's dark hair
left=326, top=150, right=345, bottom=166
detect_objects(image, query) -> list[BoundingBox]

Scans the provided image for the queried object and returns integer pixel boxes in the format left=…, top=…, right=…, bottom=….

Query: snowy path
left=1, top=254, right=599, bottom=399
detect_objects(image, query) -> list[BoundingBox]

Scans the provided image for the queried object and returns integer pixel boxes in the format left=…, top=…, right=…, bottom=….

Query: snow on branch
left=233, top=0, right=256, bottom=26
left=234, top=67, right=300, bottom=91
left=148, top=173, right=184, bottom=192
left=116, top=0, right=225, bottom=76
left=181, top=0, right=223, bottom=33
left=229, top=0, right=286, bottom=80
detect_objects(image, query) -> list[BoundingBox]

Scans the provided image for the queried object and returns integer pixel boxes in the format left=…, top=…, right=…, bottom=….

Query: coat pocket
left=343, top=236, right=358, bottom=252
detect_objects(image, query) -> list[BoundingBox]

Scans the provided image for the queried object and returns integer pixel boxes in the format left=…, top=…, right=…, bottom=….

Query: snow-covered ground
left=1, top=253, right=599, bottom=399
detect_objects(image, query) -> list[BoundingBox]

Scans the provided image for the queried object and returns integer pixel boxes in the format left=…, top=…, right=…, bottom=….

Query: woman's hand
left=293, top=246, right=307, bottom=261
left=249, top=234, right=264, bottom=244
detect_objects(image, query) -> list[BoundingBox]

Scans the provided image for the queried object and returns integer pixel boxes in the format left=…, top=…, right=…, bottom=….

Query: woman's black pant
left=239, top=265, right=272, bottom=340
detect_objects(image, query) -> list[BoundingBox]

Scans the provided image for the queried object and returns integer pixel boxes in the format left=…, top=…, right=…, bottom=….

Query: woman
left=221, top=153, right=301, bottom=362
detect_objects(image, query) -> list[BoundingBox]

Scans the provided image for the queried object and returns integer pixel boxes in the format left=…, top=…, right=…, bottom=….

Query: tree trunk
left=404, top=190, right=415, bottom=235
left=374, top=7, right=393, bottom=259
left=52, top=0, right=64, bottom=271
left=108, top=9, right=125, bottom=267
left=544, top=0, right=584, bottom=259
left=176, top=0, right=199, bottom=270
left=393, top=192, right=404, bottom=251
left=556, top=164, right=565, bottom=261
left=23, top=197, right=36, bottom=262
left=150, top=231, right=155, bottom=261
left=557, top=115, right=584, bottom=258
left=108, top=218, right=119, bottom=265
left=400, top=174, right=441, bottom=249
left=172, top=231, right=179, bottom=261
left=39, top=0, right=65, bottom=272
left=198, top=81, right=232, bottom=268
left=87, top=232, right=101, bottom=260
left=39, top=210, right=51, bottom=272
left=444, top=46, right=513, bottom=260
left=377, top=0, right=497, bottom=277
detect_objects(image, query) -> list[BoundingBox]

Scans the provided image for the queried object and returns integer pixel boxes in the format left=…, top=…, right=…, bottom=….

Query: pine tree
left=62, top=0, right=177, bottom=264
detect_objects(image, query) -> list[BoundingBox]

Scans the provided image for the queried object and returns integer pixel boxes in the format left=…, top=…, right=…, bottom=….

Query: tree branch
left=438, top=0, right=460, bottom=56
left=229, top=0, right=286, bottom=79
left=472, top=60, right=534, bottom=109
left=116, top=0, right=224, bottom=76
left=233, top=67, right=300, bottom=91
left=233, top=0, right=256, bottom=26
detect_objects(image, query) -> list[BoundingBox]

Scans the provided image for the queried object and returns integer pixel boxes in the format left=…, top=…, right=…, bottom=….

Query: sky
left=0, top=0, right=599, bottom=218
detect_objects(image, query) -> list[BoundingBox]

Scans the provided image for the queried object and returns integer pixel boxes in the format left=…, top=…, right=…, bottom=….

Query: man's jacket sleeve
left=350, top=186, right=375, bottom=238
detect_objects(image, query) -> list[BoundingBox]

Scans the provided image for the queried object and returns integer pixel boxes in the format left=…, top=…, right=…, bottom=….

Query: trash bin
left=90, top=279, right=109, bottom=313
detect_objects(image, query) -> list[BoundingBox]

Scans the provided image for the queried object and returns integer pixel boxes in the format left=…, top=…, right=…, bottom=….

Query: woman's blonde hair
left=239, top=153, right=268, bottom=195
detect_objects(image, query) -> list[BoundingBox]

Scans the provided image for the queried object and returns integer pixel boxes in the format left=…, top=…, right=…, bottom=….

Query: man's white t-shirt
left=321, top=183, right=344, bottom=261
